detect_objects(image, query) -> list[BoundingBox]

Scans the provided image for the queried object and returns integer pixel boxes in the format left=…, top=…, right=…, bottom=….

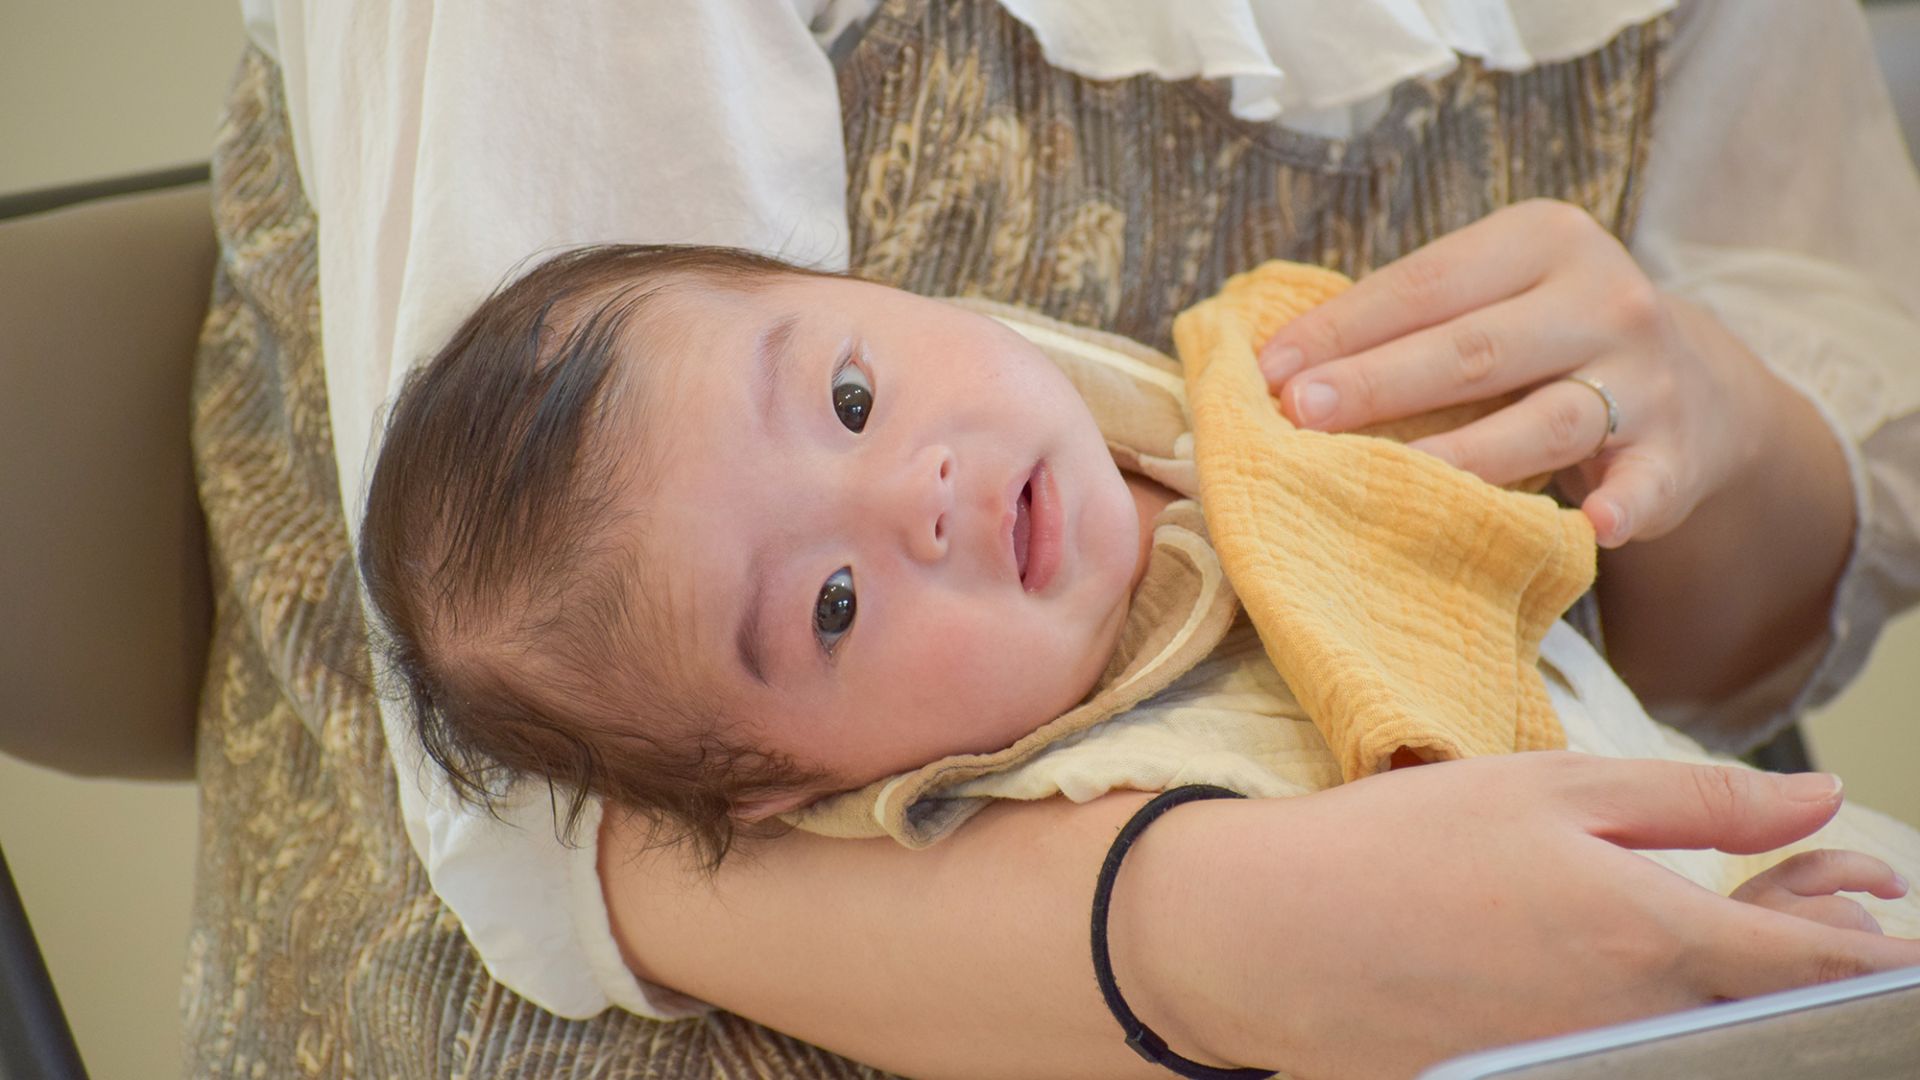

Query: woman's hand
left=1731, top=849, right=1912, bottom=935
left=604, top=752, right=1920, bottom=1080
left=1257, top=199, right=1793, bottom=548
left=1115, top=753, right=1920, bottom=1079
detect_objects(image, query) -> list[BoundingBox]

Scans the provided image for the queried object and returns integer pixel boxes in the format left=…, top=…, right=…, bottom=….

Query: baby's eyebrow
left=753, top=312, right=803, bottom=434
left=738, top=312, right=802, bottom=688
left=735, top=537, right=773, bottom=687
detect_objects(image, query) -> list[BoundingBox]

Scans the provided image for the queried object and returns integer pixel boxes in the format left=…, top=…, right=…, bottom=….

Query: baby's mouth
left=1013, top=480, right=1032, bottom=583
left=1014, top=460, right=1061, bottom=593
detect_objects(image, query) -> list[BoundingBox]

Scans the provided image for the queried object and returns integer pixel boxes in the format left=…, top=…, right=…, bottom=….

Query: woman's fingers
left=1737, top=849, right=1912, bottom=903
left=1526, top=759, right=1920, bottom=996
left=1271, top=295, right=1598, bottom=431
left=1257, top=201, right=1583, bottom=384
left=1538, top=755, right=1846, bottom=855
left=1685, top=897, right=1920, bottom=1000
left=1730, top=851, right=1906, bottom=936
left=1249, top=203, right=1780, bottom=560
left=1392, top=373, right=1698, bottom=550
left=1405, top=377, right=1621, bottom=488
left=1391, top=381, right=1698, bottom=550
left=1753, top=892, right=1886, bottom=935
left=1787, top=896, right=1886, bottom=935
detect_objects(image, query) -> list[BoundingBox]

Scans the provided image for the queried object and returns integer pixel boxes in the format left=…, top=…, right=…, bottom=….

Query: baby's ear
left=731, top=788, right=819, bottom=823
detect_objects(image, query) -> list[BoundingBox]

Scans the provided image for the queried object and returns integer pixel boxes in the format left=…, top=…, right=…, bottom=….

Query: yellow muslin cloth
left=1173, top=261, right=1597, bottom=780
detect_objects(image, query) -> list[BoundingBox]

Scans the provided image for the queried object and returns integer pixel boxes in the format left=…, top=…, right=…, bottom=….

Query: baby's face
left=633, top=276, right=1141, bottom=806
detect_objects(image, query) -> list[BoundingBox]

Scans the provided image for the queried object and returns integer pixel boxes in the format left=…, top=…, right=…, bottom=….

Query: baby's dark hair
left=359, top=244, right=831, bottom=868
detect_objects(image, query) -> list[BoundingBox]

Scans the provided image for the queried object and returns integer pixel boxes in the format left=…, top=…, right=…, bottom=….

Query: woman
left=192, top=0, right=1920, bottom=1075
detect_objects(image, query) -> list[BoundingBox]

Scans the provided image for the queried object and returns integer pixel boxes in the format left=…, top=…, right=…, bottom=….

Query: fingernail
left=1893, top=873, right=1911, bottom=896
left=1295, top=382, right=1338, bottom=427
left=1783, top=772, right=1843, bottom=802
left=1262, top=344, right=1303, bottom=382
left=1596, top=498, right=1627, bottom=545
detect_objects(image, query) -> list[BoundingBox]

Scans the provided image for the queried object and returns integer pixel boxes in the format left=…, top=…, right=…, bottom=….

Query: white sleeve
left=1632, top=0, right=1920, bottom=750
left=259, top=0, right=852, bottom=1019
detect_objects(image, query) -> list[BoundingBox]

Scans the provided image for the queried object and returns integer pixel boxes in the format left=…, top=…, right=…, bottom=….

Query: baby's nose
left=886, top=444, right=954, bottom=564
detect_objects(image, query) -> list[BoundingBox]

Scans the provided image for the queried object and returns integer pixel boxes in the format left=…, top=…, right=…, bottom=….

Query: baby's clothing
left=791, top=268, right=1920, bottom=937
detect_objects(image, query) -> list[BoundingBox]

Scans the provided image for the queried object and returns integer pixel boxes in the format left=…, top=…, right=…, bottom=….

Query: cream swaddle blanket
left=787, top=267, right=1920, bottom=934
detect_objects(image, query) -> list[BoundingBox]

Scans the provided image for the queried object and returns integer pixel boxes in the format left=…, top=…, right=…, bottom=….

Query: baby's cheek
left=939, top=605, right=1098, bottom=728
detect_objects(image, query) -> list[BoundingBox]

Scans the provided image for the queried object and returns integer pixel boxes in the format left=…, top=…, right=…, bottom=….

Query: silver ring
left=1561, top=375, right=1619, bottom=460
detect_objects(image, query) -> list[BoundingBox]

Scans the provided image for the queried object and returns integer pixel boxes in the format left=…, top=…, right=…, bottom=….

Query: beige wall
left=1806, top=615, right=1920, bottom=829
left=2, top=4, right=1918, bottom=1080
left=0, top=0, right=240, bottom=194
left=0, top=766, right=198, bottom=1079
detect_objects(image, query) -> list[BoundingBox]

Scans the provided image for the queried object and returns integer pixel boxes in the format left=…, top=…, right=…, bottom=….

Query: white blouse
left=239, top=0, right=1920, bottom=1021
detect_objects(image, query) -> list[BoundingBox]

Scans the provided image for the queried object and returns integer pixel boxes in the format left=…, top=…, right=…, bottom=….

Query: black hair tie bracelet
left=1090, top=785, right=1278, bottom=1079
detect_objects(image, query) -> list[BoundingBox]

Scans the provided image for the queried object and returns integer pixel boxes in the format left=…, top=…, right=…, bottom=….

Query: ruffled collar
left=985, top=0, right=1676, bottom=137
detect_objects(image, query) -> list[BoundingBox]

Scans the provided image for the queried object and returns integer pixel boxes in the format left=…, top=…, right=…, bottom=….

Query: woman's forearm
left=1596, top=296, right=1856, bottom=721
left=600, top=792, right=1215, bottom=1080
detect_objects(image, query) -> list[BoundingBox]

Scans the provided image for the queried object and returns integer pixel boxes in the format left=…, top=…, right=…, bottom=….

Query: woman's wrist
left=1093, top=788, right=1279, bottom=1078
left=1599, top=295, right=1856, bottom=709
left=1101, top=796, right=1289, bottom=1072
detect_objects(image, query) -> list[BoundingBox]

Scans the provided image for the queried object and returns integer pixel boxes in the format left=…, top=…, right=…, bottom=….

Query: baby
left=359, top=243, right=1177, bottom=862
left=359, top=244, right=1920, bottom=934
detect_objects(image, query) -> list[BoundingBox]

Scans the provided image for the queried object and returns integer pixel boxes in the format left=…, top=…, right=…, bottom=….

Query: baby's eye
left=832, top=359, right=873, bottom=433
left=813, top=567, right=856, bottom=654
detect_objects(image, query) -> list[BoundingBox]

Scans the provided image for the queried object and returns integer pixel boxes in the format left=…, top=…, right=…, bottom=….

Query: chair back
left=0, top=183, right=216, bottom=780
